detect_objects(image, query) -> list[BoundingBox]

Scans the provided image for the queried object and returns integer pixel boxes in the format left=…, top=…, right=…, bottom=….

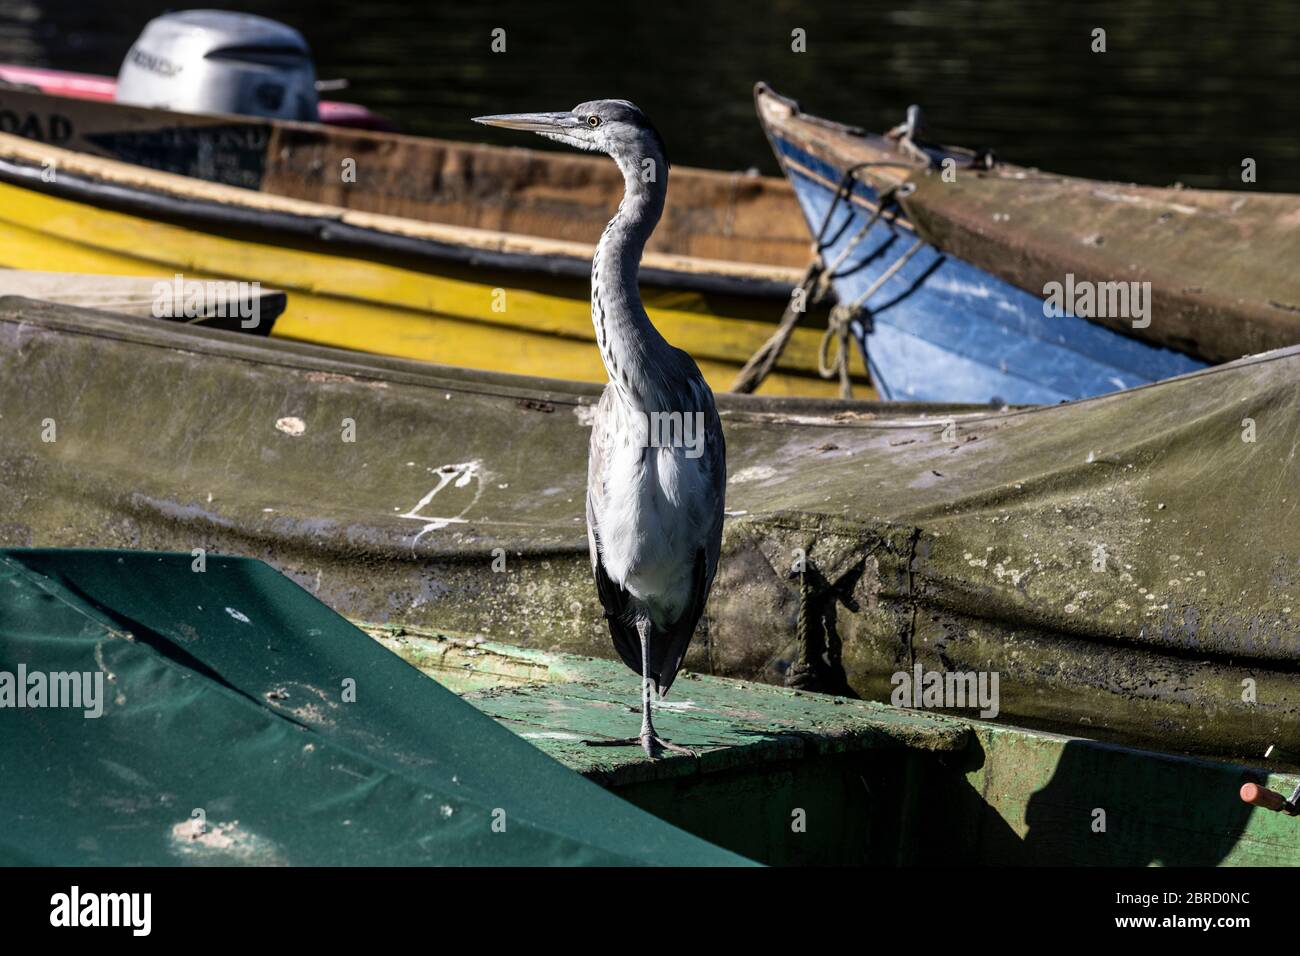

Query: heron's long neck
left=591, top=151, right=671, bottom=409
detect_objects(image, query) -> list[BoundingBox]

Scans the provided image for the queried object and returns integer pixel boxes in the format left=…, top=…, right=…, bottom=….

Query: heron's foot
left=641, top=734, right=696, bottom=759
left=579, top=735, right=697, bottom=759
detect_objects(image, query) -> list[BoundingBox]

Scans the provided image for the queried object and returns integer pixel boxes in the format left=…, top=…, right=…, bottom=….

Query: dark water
left=2, top=0, right=1297, bottom=190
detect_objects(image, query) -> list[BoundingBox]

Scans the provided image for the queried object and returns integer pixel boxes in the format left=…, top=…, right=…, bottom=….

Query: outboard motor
left=114, top=10, right=320, bottom=122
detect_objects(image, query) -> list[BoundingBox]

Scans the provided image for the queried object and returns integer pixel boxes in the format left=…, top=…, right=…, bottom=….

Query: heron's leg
left=639, top=619, right=656, bottom=757
left=638, top=618, right=695, bottom=758
left=578, top=621, right=694, bottom=757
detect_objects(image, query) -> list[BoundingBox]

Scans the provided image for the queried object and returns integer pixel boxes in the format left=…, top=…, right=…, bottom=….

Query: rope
left=732, top=103, right=954, bottom=398
left=730, top=165, right=917, bottom=396
left=818, top=304, right=857, bottom=399
left=819, top=235, right=925, bottom=397
left=737, top=106, right=998, bottom=402
left=729, top=258, right=826, bottom=394
left=795, top=566, right=813, bottom=672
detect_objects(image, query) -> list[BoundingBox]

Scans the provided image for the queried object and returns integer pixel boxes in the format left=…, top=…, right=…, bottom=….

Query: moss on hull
left=379, top=626, right=1300, bottom=866
left=1, top=296, right=1297, bottom=761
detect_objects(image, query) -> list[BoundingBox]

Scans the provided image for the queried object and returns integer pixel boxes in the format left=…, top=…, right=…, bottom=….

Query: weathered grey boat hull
left=1, top=296, right=1296, bottom=763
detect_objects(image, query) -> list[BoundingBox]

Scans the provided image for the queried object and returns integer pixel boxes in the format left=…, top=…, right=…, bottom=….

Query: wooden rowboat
left=0, top=85, right=867, bottom=396
left=402, top=626, right=1300, bottom=866
left=3, top=292, right=1297, bottom=764
left=755, top=83, right=1300, bottom=403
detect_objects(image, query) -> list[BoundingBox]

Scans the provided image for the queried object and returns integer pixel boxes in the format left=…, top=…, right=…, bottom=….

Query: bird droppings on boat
left=992, top=562, right=1027, bottom=586
left=305, top=371, right=359, bottom=384
left=169, top=819, right=283, bottom=865
left=274, top=415, right=306, bottom=436
left=397, top=459, right=487, bottom=544
left=653, top=699, right=697, bottom=712
left=572, top=404, right=599, bottom=426
left=729, top=464, right=776, bottom=483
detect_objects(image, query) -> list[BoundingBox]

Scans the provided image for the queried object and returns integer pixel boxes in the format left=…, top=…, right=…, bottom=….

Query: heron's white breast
left=592, top=427, right=710, bottom=621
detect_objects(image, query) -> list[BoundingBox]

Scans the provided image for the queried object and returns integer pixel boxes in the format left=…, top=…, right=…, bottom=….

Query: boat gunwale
left=755, top=81, right=1300, bottom=204
left=0, top=293, right=981, bottom=419
left=4, top=292, right=1295, bottom=427
left=0, top=132, right=807, bottom=300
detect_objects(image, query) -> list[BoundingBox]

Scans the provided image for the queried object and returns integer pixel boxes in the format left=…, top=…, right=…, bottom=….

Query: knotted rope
left=731, top=154, right=925, bottom=397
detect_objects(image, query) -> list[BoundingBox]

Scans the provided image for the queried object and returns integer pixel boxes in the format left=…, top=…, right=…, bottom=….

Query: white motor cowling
left=114, top=10, right=319, bottom=122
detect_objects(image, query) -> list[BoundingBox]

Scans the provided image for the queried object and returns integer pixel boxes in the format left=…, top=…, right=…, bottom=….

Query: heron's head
left=473, top=99, right=668, bottom=170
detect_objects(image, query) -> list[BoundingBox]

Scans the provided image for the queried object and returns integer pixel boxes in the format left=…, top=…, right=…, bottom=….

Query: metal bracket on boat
left=885, top=104, right=933, bottom=168
left=1239, top=780, right=1300, bottom=815
left=885, top=104, right=997, bottom=172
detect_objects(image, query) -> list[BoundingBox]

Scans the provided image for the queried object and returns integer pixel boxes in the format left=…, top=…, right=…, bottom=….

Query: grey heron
left=473, top=100, right=726, bottom=758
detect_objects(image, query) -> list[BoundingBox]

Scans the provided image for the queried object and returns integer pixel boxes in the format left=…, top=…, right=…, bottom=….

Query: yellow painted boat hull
left=0, top=88, right=871, bottom=397
left=0, top=181, right=861, bottom=395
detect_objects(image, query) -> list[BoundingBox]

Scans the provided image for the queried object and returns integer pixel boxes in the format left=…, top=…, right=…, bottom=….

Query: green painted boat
left=0, top=294, right=1297, bottom=765
left=2, top=547, right=1295, bottom=866
left=381, top=624, right=1300, bottom=866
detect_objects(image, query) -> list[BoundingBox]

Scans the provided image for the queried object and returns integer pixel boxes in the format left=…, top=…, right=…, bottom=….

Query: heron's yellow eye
left=587, top=115, right=601, bottom=128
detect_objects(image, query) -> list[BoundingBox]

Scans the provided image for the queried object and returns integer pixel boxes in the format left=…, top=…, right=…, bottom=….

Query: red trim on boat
left=0, top=63, right=396, bottom=131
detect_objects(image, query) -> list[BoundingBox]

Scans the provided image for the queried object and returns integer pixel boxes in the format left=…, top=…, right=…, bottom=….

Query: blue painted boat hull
left=761, top=101, right=1206, bottom=404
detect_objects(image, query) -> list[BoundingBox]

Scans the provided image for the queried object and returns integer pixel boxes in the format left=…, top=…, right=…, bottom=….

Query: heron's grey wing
left=588, top=506, right=643, bottom=675
left=648, top=547, right=709, bottom=697
left=650, top=398, right=726, bottom=697
left=586, top=394, right=643, bottom=675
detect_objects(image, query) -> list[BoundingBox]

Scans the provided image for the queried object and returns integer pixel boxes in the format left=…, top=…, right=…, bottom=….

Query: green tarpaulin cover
left=0, top=548, right=746, bottom=865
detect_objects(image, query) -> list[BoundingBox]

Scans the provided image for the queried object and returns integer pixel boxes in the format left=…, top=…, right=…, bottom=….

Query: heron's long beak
left=471, top=111, right=580, bottom=132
